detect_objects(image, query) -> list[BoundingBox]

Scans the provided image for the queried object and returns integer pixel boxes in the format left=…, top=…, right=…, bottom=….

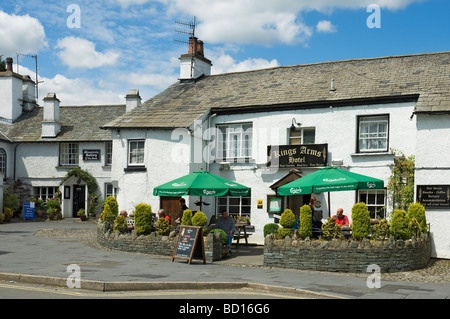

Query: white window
left=217, top=195, right=251, bottom=218
left=128, top=140, right=145, bottom=165
left=34, top=187, right=58, bottom=200
left=216, top=123, right=252, bottom=160
left=105, top=142, right=112, bottom=166
left=0, top=148, right=6, bottom=178
left=358, top=189, right=386, bottom=219
left=104, top=183, right=116, bottom=198
left=358, top=115, right=389, bottom=152
left=60, top=143, right=79, bottom=166
left=289, top=127, right=315, bottom=145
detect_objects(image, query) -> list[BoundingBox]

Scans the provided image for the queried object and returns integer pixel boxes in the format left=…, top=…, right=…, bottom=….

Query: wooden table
left=233, top=223, right=251, bottom=248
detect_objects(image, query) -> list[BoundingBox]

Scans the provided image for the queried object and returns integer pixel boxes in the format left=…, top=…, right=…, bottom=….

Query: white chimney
left=125, top=89, right=141, bottom=112
left=179, top=37, right=212, bottom=81
left=41, top=93, right=61, bottom=138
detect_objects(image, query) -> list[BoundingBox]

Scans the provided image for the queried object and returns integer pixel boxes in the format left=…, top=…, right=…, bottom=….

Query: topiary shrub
left=181, top=209, right=192, bottom=226
left=263, top=223, right=279, bottom=237
left=277, top=227, right=294, bottom=238
left=134, top=203, right=153, bottom=235
left=321, top=217, right=341, bottom=240
left=390, top=209, right=410, bottom=240
left=372, top=218, right=390, bottom=240
left=155, top=218, right=170, bottom=236
left=351, top=202, right=371, bottom=240
left=279, top=209, right=295, bottom=228
left=113, top=215, right=127, bottom=234
left=210, top=229, right=228, bottom=245
left=101, top=203, right=115, bottom=222
left=407, top=202, right=427, bottom=233
left=105, top=196, right=119, bottom=217
left=298, top=204, right=312, bottom=239
left=192, top=211, right=207, bottom=226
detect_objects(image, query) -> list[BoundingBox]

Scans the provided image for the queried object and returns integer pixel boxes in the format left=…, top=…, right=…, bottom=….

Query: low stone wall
left=264, top=233, right=432, bottom=273
left=96, top=222, right=225, bottom=263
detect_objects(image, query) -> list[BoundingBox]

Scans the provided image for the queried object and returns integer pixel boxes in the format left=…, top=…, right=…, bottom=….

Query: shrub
left=351, top=202, right=371, bottom=240
left=134, top=203, right=153, bottom=235
left=105, top=196, right=119, bottom=218
left=372, top=218, right=390, bottom=240
left=390, top=209, right=410, bottom=240
left=211, top=229, right=228, bottom=245
left=407, top=202, right=427, bottom=233
left=181, top=209, right=192, bottom=226
left=155, top=218, right=171, bottom=236
left=113, top=215, right=127, bottom=233
left=3, top=189, right=19, bottom=213
left=321, top=217, right=341, bottom=240
left=409, top=217, right=421, bottom=238
left=101, top=203, right=115, bottom=222
left=192, top=211, right=208, bottom=226
left=263, top=223, right=279, bottom=237
left=298, top=205, right=312, bottom=239
left=279, top=209, right=295, bottom=228
left=277, top=227, right=294, bottom=238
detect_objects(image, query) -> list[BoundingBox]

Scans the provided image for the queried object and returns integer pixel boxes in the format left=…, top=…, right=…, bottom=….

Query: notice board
left=172, top=226, right=206, bottom=264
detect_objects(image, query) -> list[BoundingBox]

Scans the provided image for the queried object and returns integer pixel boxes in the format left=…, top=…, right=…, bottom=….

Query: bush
left=211, top=229, right=228, bottom=245
left=263, top=223, right=279, bottom=237
left=3, top=188, right=20, bottom=213
left=134, top=203, right=153, bottom=235
left=298, top=205, right=312, bottom=239
left=390, top=209, right=410, bottom=240
left=407, top=202, right=427, bottom=233
left=372, top=218, right=390, bottom=240
left=181, top=209, right=192, bottom=226
left=321, top=217, right=341, bottom=240
left=192, top=211, right=208, bottom=226
left=277, top=227, right=294, bottom=238
left=155, top=218, right=170, bottom=236
left=351, top=202, right=371, bottom=240
left=113, top=215, right=127, bottom=234
left=101, top=203, right=115, bottom=222
left=279, top=209, right=295, bottom=228
left=105, top=196, right=119, bottom=218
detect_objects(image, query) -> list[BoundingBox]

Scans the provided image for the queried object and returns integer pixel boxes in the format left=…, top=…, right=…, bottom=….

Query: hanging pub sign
left=83, top=149, right=101, bottom=161
left=417, top=185, right=450, bottom=208
left=267, top=144, right=328, bottom=168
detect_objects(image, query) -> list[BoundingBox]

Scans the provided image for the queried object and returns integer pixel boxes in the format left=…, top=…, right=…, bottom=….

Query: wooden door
left=160, top=196, right=181, bottom=224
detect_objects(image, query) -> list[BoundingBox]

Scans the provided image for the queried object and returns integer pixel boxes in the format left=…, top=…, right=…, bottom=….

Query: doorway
left=288, top=194, right=311, bottom=216
left=72, top=185, right=86, bottom=217
left=160, top=196, right=181, bottom=223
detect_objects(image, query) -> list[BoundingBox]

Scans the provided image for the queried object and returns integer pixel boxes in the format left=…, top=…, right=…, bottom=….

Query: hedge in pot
left=210, top=229, right=228, bottom=245
left=351, top=202, right=371, bottom=240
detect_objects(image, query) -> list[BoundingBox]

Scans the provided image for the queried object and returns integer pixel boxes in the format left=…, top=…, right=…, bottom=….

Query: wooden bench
left=233, top=224, right=252, bottom=248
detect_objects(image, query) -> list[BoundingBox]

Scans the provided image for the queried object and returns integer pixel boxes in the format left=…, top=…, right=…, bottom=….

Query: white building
left=2, top=44, right=450, bottom=259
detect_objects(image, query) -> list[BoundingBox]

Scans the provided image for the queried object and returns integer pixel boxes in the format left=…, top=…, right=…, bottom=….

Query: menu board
left=172, top=226, right=205, bottom=264
left=417, top=185, right=450, bottom=208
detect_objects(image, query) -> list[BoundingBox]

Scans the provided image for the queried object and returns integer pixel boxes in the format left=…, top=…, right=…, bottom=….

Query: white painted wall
left=416, top=114, right=450, bottom=258
left=0, top=75, right=23, bottom=122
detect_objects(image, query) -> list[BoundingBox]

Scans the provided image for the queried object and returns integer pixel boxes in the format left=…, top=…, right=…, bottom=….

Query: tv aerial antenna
left=175, top=16, right=197, bottom=78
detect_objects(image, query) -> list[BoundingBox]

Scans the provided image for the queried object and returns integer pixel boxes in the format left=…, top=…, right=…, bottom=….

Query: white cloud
left=55, top=37, right=120, bottom=69
left=0, top=10, right=47, bottom=57
left=209, top=52, right=279, bottom=75
left=316, top=20, right=337, bottom=33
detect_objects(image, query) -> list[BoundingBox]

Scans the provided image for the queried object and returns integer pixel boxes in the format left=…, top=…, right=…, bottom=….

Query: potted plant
left=3, top=208, right=13, bottom=222
left=77, top=208, right=87, bottom=221
left=0, top=213, right=5, bottom=224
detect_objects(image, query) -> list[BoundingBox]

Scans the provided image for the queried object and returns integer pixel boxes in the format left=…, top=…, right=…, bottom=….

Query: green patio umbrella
left=153, top=170, right=250, bottom=210
left=277, top=167, right=384, bottom=196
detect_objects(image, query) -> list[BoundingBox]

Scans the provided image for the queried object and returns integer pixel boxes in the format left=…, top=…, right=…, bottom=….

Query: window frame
left=288, top=127, right=316, bottom=145
left=59, top=143, right=79, bottom=166
left=0, top=148, right=6, bottom=179
left=357, top=114, right=390, bottom=153
left=217, top=195, right=252, bottom=218
left=105, top=141, right=113, bottom=166
left=215, top=123, right=253, bottom=161
left=357, top=189, right=387, bottom=219
left=128, top=139, right=145, bottom=166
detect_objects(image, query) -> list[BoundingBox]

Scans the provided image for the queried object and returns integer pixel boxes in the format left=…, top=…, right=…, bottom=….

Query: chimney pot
left=6, top=57, right=13, bottom=72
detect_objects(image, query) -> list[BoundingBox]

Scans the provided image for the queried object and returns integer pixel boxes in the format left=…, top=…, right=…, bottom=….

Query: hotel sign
left=417, top=185, right=450, bottom=208
left=267, top=144, right=328, bottom=168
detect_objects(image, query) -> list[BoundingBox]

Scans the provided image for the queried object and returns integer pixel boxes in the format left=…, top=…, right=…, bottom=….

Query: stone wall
left=96, top=222, right=224, bottom=263
left=264, top=233, right=432, bottom=273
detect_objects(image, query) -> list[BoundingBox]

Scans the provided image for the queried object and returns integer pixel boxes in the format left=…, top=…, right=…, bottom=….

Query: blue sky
left=0, top=0, right=449, bottom=106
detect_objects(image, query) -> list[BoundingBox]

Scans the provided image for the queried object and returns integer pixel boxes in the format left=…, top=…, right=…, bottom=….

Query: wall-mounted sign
left=417, top=185, right=450, bottom=208
left=83, top=149, right=101, bottom=161
left=267, top=144, right=328, bottom=168
left=23, top=201, right=35, bottom=220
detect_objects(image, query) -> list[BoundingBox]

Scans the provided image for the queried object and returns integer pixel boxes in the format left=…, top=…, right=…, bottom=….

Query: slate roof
left=103, top=51, right=450, bottom=130
left=0, top=105, right=125, bottom=143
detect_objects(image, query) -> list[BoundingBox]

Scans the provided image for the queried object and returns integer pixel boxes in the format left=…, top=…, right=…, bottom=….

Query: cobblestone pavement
left=34, top=225, right=450, bottom=284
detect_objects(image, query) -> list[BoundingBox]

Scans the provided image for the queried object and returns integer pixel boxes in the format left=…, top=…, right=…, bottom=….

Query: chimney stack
left=125, top=89, right=141, bottom=112
left=179, top=37, right=212, bottom=81
left=5, top=57, right=13, bottom=72
left=41, top=93, right=61, bottom=138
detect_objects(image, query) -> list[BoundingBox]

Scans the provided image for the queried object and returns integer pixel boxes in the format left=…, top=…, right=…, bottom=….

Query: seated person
left=158, top=209, right=171, bottom=225
left=215, top=210, right=236, bottom=251
left=333, top=208, right=349, bottom=226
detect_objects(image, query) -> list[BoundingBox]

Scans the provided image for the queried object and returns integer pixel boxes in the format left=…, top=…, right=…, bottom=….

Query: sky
left=0, top=0, right=449, bottom=106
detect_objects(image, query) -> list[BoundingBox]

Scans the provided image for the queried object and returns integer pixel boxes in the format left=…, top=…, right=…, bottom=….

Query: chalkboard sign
left=172, top=226, right=206, bottom=264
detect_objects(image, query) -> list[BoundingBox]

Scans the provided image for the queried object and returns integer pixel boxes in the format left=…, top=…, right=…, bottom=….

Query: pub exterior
left=103, top=41, right=450, bottom=258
